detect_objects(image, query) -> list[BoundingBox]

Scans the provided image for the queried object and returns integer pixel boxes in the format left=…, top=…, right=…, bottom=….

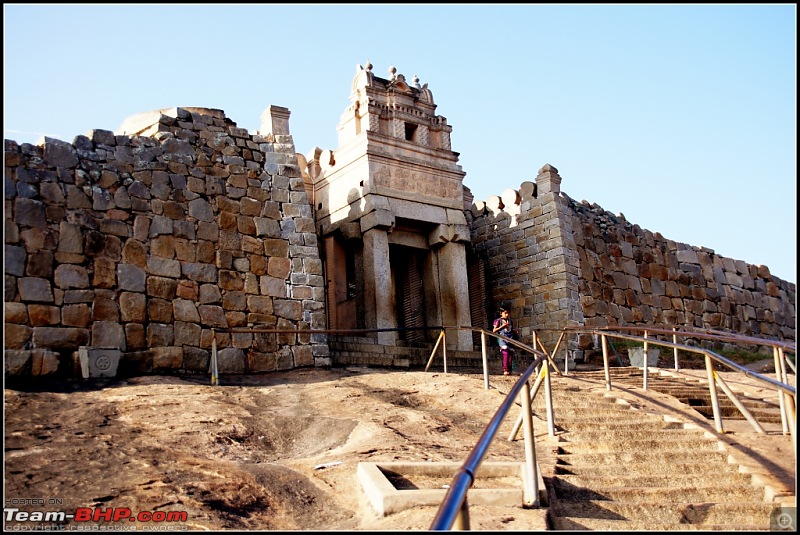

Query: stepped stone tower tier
left=301, top=63, right=473, bottom=351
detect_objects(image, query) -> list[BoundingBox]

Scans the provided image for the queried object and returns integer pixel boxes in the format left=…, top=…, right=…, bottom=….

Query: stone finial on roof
left=419, top=83, right=434, bottom=104
left=352, top=62, right=375, bottom=94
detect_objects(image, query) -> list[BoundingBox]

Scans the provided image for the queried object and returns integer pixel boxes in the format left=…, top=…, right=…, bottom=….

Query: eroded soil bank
left=4, top=368, right=552, bottom=531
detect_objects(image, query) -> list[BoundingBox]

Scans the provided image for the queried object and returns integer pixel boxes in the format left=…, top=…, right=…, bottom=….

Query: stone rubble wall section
left=569, top=196, right=795, bottom=350
left=469, top=186, right=796, bottom=359
left=5, top=107, right=329, bottom=379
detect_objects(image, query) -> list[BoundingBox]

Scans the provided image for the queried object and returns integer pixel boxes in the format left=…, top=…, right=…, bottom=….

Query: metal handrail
left=428, top=355, right=545, bottom=530
left=429, top=327, right=551, bottom=530
left=208, top=322, right=795, bottom=529
left=559, top=324, right=796, bottom=353
left=551, top=326, right=796, bottom=440
left=210, top=323, right=556, bottom=530
left=427, top=324, right=796, bottom=530
left=210, top=325, right=447, bottom=385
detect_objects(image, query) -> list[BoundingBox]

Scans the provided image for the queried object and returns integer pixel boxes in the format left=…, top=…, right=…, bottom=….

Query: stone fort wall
left=4, top=109, right=796, bottom=381
left=468, top=165, right=796, bottom=359
left=5, top=107, right=328, bottom=380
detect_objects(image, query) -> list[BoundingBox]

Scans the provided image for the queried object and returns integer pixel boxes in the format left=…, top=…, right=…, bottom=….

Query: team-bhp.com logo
left=4, top=504, right=189, bottom=531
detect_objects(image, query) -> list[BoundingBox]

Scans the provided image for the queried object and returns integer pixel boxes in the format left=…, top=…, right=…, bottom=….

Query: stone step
left=647, top=390, right=777, bottom=406
left=549, top=481, right=765, bottom=503
left=535, top=400, right=628, bottom=411
left=602, top=378, right=782, bottom=410
left=672, top=395, right=778, bottom=408
left=544, top=391, right=627, bottom=401
left=535, top=406, right=633, bottom=416
left=552, top=471, right=754, bottom=489
left=542, top=370, right=785, bottom=532
left=563, top=426, right=704, bottom=441
left=556, top=437, right=720, bottom=455
left=552, top=420, right=677, bottom=432
left=554, top=461, right=741, bottom=477
left=551, top=517, right=770, bottom=531
left=678, top=399, right=782, bottom=412
left=548, top=413, right=663, bottom=426
left=547, top=499, right=777, bottom=525
left=686, top=405, right=784, bottom=422
left=577, top=369, right=642, bottom=377
left=554, top=448, right=731, bottom=466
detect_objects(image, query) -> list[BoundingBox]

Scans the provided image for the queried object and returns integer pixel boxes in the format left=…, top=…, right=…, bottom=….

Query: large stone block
left=216, top=347, right=246, bottom=373
left=5, top=350, right=31, bottom=375
left=32, top=349, right=60, bottom=375
left=152, top=347, right=183, bottom=369
left=32, top=327, right=89, bottom=350
left=91, top=321, right=126, bottom=350
left=18, top=277, right=54, bottom=302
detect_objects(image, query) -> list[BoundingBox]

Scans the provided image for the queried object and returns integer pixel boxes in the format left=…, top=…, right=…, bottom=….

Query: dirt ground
left=4, top=362, right=795, bottom=532
left=4, top=367, right=557, bottom=531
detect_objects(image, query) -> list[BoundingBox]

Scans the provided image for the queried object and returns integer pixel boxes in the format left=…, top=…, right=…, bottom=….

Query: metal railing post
left=715, top=373, right=766, bottom=433
left=705, top=353, right=724, bottom=433
left=520, top=380, right=539, bottom=507
left=774, top=346, right=789, bottom=435
left=778, top=347, right=797, bottom=444
left=453, top=497, right=470, bottom=530
left=442, top=329, right=448, bottom=374
left=672, top=327, right=680, bottom=371
left=425, top=330, right=445, bottom=372
left=601, top=334, right=611, bottom=391
left=211, top=330, right=218, bottom=386
left=543, top=359, right=555, bottom=437
left=548, top=332, right=565, bottom=375
left=642, top=330, right=649, bottom=390
left=508, top=367, right=545, bottom=441
left=481, top=331, right=489, bottom=390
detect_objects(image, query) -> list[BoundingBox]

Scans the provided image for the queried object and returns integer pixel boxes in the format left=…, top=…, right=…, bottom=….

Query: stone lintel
left=360, top=209, right=395, bottom=233
left=340, top=221, right=362, bottom=241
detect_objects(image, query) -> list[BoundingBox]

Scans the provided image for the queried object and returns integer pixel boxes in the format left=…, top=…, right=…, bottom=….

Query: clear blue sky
left=4, top=4, right=797, bottom=283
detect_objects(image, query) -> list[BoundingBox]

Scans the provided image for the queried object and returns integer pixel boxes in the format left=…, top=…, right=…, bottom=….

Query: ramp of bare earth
left=3, top=362, right=793, bottom=531
left=3, top=368, right=555, bottom=531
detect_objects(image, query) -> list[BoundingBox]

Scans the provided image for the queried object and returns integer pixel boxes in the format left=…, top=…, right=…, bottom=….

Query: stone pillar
left=436, top=241, right=473, bottom=351
left=261, top=105, right=291, bottom=136
left=536, top=163, right=561, bottom=195
left=363, top=227, right=397, bottom=346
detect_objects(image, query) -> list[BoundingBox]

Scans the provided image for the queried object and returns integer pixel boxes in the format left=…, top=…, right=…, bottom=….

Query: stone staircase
left=578, top=367, right=785, bottom=424
left=534, top=375, right=786, bottom=530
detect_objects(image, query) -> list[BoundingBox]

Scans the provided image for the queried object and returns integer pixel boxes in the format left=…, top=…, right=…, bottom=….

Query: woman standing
left=492, top=307, right=514, bottom=375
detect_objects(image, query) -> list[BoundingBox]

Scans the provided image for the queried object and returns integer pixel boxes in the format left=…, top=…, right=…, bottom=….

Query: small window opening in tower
left=405, top=122, right=418, bottom=141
